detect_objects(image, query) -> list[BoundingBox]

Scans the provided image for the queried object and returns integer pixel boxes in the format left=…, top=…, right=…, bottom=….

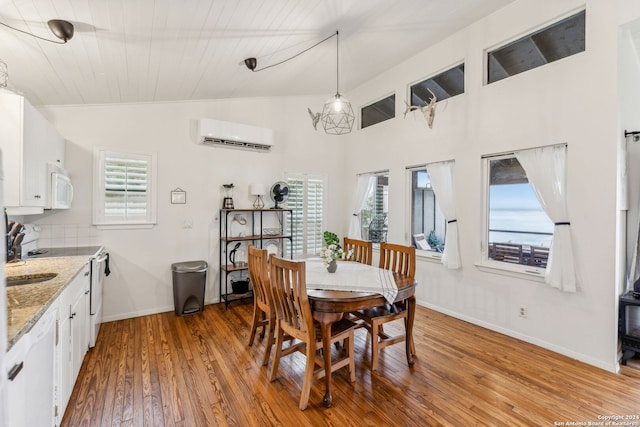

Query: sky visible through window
left=489, top=183, right=553, bottom=246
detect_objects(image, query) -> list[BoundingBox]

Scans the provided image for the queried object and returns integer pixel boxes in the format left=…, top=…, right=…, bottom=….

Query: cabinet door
left=21, top=100, right=48, bottom=206
left=70, top=291, right=87, bottom=381
left=57, top=305, right=72, bottom=419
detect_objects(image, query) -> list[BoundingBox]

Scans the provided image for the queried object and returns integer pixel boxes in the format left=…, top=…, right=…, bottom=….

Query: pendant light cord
left=335, top=30, right=340, bottom=95
left=0, top=21, right=67, bottom=44
left=251, top=30, right=338, bottom=72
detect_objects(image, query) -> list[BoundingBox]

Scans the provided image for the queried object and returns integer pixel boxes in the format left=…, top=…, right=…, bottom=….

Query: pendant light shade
left=321, top=93, right=355, bottom=135
left=321, top=31, right=354, bottom=135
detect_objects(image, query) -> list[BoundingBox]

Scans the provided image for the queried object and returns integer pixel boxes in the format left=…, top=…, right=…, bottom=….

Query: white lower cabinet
left=5, top=304, right=57, bottom=427
left=56, top=262, right=91, bottom=424
left=4, top=262, right=91, bottom=426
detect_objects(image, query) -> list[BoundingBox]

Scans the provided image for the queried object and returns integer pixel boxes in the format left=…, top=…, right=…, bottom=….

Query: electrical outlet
left=519, top=305, right=527, bottom=318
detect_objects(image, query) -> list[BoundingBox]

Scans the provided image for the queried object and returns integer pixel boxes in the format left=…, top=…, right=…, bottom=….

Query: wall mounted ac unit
left=197, top=118, right=274, bottom=152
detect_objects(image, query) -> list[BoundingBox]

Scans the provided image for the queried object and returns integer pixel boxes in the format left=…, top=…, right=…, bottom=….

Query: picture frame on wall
left=171, top=188, right=186, bottom=204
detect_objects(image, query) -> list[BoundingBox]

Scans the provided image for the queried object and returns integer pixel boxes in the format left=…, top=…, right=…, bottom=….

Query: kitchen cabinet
left=219, top=208, right=292, bottom=308
left=56, top=262, right=90, bottom=422
left=5, top=304, right=57, bottom=427
left=0, top=91, right=65, bottom=215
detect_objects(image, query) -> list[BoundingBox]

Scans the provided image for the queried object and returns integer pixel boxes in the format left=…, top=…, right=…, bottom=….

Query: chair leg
left=248, top=305, right=261, bottom=346
left=347, top=332, right=355, bottom=382
left=261, top=317, right=275, bottom=367
left=269, top=325, right=284, bottom=382
left=298, top=342, right=316, bottom=410
left=371, top=319, right=381, bottom=371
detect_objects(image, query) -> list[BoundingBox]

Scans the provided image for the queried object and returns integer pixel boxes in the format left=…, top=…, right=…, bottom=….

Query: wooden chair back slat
left=343, top=237, right=373, bottom=265
left=378, top=242, right=416, bottom=279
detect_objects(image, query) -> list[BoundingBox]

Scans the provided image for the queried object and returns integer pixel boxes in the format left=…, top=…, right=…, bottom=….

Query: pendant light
left=242, top=30, right=354, bottom=135
left=320, top=31, right=355, bottom=135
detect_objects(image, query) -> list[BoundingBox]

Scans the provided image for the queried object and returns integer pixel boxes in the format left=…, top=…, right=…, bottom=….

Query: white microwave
left=46, top=164, right=74, bottom=209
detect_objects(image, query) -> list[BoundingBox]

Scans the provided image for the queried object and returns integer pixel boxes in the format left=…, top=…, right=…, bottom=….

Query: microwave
left=46, top=163, right=74, bottom=209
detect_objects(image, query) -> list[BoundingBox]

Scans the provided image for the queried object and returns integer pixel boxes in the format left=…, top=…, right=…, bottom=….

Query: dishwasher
left=5, top=305, right=57, bottom=426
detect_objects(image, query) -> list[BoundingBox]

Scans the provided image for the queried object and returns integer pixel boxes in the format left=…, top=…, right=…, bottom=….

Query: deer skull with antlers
left=404, top=88, right=437, bottom=129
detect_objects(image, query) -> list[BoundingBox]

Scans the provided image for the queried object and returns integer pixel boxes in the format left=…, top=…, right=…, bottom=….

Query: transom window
left=487, top=10, right=585, bottom=84
left=410, top=63, right=465, bottom=106
left=484, top=155, right=553, bottom=268
left=361, top=94, right=395, bottom=129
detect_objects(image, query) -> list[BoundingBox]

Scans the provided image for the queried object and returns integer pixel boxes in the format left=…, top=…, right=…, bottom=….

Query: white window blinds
left=94, top=148, right=157, bottom=226
left=285, top=173, right=326, bottom=258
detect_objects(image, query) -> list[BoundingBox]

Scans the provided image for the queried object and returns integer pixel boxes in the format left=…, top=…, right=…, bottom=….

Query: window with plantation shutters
left=93, top=148, right=157, bottom=227
left=285, top=173, right=326, bottom=259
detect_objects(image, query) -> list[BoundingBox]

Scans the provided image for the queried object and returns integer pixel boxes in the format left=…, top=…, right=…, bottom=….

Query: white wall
left=344, top=0, right=622, bottom=371
left=29, top=0, right=638, bottom=372
left=33, top=96, right=348, bottom=320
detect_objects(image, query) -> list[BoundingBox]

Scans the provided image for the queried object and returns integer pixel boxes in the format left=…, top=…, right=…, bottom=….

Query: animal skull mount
left=404, top=88, right=437, bottom=129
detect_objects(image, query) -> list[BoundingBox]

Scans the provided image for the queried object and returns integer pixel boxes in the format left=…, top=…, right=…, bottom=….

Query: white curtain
left=348, top=174, right=375, bottom=239
left=515, top=145, right=577, bottom=292
left=427, top=160, right=461, bottom=269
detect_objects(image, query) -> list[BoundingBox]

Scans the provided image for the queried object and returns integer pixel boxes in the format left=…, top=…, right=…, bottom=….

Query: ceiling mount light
left=244, top=57, right=257, bottom=71
left=321, top=31, right=354, bottom=135
left=0, top=18, right=74, bottom=44
left=47, top=19, right=74, bottom=43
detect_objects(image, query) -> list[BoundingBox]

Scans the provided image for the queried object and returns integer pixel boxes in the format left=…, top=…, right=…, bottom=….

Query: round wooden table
left=307, top=272, right=417, bottom=407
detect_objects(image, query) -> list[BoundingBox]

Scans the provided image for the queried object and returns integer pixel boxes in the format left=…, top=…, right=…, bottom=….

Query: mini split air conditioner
left=197, top=118, right=274, bottom=152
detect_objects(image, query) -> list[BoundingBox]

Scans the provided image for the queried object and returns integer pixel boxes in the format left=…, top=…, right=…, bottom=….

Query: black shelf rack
left=219, top=208, right=293, bottom=309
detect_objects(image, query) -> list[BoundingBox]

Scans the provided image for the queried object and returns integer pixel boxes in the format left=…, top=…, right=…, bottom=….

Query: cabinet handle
left=85, top=290, right=90, bottom=295
left=8, top=362, right=24, bottom=381
left=70, top=312, right=76, bottom=319
left=84, top=271, right=90, bottom=276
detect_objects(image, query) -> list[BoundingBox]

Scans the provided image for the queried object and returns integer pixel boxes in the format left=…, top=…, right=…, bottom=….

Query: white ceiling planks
left=0, top=0, right=517, bottom=106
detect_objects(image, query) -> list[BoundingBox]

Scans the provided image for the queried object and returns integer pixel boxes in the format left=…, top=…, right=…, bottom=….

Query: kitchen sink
left=6, top=273, right=58, bottom=287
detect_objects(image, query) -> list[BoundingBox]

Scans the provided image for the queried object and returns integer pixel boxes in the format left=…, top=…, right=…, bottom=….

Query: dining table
left=305, top=258, right=418, bottom=408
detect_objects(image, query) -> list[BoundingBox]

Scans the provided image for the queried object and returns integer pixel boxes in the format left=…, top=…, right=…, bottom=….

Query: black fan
left=269, top=181, right=289, bottom=209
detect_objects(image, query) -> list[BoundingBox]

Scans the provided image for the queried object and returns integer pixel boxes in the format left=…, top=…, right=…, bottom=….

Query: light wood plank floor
left=62, top=302, right=640, bottom=426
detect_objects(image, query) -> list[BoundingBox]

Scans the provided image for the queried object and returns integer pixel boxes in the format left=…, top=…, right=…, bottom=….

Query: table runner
left=305, top=258, right=398, bottom=303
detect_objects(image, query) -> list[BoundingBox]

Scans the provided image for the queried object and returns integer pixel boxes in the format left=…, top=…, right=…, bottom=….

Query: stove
left=26, top=246, right=103, bottom=259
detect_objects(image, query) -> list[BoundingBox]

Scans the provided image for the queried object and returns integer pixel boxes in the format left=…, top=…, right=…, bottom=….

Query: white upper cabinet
left=0, top=90, right=65, bottom=214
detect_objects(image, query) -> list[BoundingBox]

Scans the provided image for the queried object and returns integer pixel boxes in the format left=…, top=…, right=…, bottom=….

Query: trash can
left=171, top=260, right=208, bottom=316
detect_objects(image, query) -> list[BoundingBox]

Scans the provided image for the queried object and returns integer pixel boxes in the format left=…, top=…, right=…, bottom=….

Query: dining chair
left=352, top=242, right=416, bottom=371
left=268, top=255, right=357, bottom=410
left=343, top=237, right=373, bottom=265
left=247, top=245, right=275, bottom=367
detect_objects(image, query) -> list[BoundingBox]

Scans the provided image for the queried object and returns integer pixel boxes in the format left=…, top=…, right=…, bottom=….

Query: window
left=93, top=148, right=157, bottom=227
left=361, top=94, right=395, bottom=129
left=484, top=155, right=553, bottom=268
left=487, top=10, right=585, bottom=84
left=408, top=166, right=447, bottom=253
left=361, top=172, right=388, bottom=243
left=410, top=63, right=464, bottom=106
left=285, top=173, right=326, bottom=258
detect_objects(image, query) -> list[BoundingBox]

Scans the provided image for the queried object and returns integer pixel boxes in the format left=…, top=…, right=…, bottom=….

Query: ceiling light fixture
left=320, top=31, right=354, bottom=135
left=0, top=19, right=74, bottom=44
left=242, top=30, right=354, bottom=135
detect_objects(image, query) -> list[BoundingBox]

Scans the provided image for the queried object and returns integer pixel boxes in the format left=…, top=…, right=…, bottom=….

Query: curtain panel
left=348, top=174, right=375, bottom=239
left=426, top=160, right=461, bottom=269
left=515, top=145, right=577, bottom=292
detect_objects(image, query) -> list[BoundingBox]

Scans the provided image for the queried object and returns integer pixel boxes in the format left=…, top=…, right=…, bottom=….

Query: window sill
left=416, top=249, right=443, bottom=262
left=474, top=260, right=545, bottom=282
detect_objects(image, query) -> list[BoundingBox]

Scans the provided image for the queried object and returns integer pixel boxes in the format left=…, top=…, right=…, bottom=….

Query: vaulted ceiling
left=0, top=0, right=515, bottom=106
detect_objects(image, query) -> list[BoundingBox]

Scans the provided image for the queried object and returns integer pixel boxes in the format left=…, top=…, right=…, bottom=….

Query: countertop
left=5, top=256, right=89, bottom=350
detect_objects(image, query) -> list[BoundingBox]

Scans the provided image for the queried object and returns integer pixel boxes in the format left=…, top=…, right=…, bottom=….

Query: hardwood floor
left=62, top=302, right=640, bottom=426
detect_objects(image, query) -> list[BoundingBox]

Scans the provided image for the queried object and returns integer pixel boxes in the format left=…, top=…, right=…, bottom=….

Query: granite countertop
left=5, top=256, right=89, bottom=350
